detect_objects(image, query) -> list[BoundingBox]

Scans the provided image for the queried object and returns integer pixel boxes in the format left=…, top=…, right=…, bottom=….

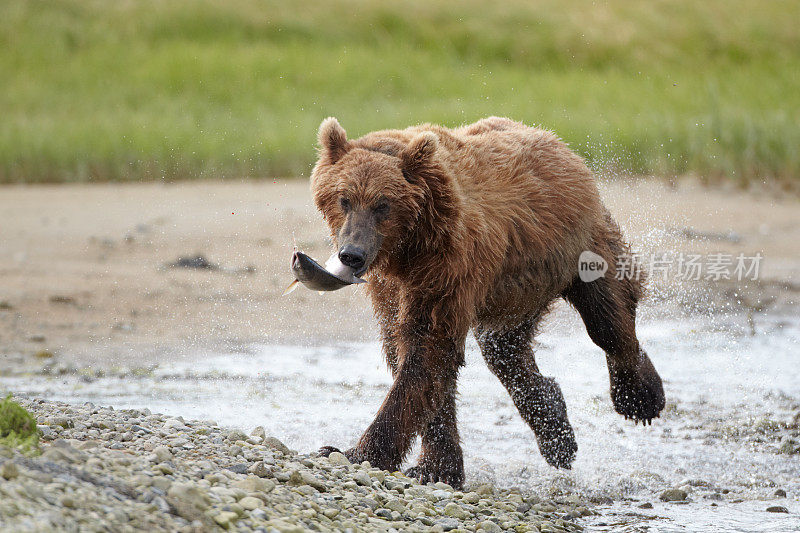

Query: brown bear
left=311, top=117, right=665, bottom=489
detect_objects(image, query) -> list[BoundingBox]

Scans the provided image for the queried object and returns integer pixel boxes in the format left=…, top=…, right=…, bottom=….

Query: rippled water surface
left=4, top=310, right=799, bottom=532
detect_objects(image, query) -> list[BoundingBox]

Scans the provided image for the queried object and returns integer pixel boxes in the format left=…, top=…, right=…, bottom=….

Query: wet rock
left=774, top=489, right=787, bottom=497
left=766, top=506, right=789, bottom=513
left=659, top=489, right=688, bottom=502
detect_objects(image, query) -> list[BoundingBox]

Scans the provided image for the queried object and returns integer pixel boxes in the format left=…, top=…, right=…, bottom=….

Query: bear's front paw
left=404, top=454, right=464, bottom=489
left=610, top=352, right=665, bottom=424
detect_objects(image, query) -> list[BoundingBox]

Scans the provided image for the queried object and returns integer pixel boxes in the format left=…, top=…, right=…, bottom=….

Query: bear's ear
left=317, top=117, right=349, bottom=163
left=400, top=132, right=438, bottom=180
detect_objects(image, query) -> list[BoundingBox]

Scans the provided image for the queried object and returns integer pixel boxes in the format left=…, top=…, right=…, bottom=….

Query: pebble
left=163, top=418, right=185, bottom=431
left=463, top=492, right=481, bottom=504
left=247, top=461, right=273, bottom=478
left=353, top=470, right=372, bottom=486
left=443, top=502, right=468, bottom=519
left=384, top=499, right=406, bottom=513
left=327, top=451, right=351, bottom=466
left=479, top=520, right=503, bottom=532
left=263, top=436, right=290, bottom=455
left=288, top=469, right=326, bottom=492
left=152, top=446, right=173, bottom=462
left=1, top=461, right=20, bottom=480
left=214, top=510, right=239, bottom=527
left=437, top=517, right=460, bottom=531
left=239, top=496, right=262, bottom=510
left=659, top=489, right=688, bottom=502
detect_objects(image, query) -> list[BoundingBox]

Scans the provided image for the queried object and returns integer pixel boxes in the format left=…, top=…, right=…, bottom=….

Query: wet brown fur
left=312, top=117, right=665, bottom=488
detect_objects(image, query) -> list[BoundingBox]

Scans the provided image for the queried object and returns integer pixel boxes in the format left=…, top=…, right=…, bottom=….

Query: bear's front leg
left=320, top=316, right=466, bottom=474
left=404, top=389, right=464, bottom=488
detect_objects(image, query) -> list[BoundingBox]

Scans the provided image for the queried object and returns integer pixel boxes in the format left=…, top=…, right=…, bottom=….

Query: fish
left=283, top=250, right=366, bottom=295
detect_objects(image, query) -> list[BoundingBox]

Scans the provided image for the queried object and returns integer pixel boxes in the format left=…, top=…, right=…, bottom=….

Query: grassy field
left=1, top=0, right=798, bottom=183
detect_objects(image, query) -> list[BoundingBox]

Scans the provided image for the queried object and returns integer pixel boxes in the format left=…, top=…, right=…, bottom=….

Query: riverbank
left=1, top=398, right=590, bottom=532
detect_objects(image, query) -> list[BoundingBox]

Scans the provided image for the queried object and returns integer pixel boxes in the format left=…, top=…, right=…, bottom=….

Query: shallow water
left=4, top=309, right=799, bottom=532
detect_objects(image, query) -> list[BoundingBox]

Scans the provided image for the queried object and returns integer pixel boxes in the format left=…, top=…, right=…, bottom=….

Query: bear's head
left=310, top=117, right=456, bottom=278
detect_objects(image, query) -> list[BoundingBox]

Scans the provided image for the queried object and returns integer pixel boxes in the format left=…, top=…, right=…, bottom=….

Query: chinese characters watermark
left=579, top=251, right=763, bottom=282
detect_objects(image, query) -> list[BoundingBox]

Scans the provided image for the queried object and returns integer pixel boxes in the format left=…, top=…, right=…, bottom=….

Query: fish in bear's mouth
left=283, top=250, right=367, bottom=295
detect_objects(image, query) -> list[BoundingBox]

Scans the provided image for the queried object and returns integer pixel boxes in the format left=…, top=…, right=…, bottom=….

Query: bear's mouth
left=283, top=250, right=367, bottom=295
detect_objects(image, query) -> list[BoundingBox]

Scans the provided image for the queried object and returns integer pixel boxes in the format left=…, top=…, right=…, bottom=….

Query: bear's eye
left=373, top=201, right=390, bottom=216
left=340, top=197, right=351, bottom=212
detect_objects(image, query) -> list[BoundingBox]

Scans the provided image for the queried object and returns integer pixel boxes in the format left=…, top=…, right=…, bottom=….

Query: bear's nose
left=338, top=245, right=366, bottom=270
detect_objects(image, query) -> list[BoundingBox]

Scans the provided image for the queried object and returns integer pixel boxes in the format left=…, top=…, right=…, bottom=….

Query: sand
left=0, top=178, right=797, bottom=368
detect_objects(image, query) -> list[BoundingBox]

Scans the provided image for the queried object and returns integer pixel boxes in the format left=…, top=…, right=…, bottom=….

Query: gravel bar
left=0, top=398, right=591, bottom=532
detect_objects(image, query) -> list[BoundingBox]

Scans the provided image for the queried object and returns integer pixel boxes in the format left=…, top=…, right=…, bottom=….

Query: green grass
left=1, top=0, right=798, bottom=183
left=0, top=395, right=40, bottom=455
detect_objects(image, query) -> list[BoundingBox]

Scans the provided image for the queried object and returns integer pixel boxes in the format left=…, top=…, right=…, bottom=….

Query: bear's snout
left=338, top=244, right=366, bottom=271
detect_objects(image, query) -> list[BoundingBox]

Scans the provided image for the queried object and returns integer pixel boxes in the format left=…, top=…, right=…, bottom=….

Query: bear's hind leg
left=563, top=245, right=665, bottom=423
left=475, top=320, right=577, bottom=469
left=404, top=389, right=464, bottom=488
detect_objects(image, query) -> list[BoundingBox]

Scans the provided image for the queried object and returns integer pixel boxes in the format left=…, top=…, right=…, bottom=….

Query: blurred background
left=1, top=0, right=799, bottom=185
